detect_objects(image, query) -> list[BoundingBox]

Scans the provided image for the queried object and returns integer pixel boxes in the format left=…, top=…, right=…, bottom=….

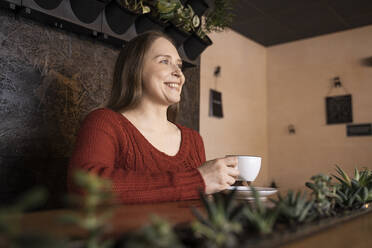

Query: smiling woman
left=67, top=31, right=240, bottom=203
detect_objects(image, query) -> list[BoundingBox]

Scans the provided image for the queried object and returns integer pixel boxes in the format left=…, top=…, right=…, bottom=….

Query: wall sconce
left=288, top=124, right=296, bottom=134
left=214, top=66, right=221, bottom=77
left=333, top=77, right=342, bottom=88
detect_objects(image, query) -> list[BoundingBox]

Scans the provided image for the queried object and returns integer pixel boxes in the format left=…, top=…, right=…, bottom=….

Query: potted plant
left=153, top=0, right=211, bottom=58
left=184, top=0, right=234, bottom=60
left=241, top=188, right=279, bottom=236
left=134, top=0, right=171, bottom=34
left=123, top=215, right=185, bottom=248
left=183, top=0, right=235, bottom=60
left=34, top=0, right=63, bottom=10
left=271, top=190, right=315, bottom=228
left=185, top=0, right=208, bottom=16
left=70, top=0, right=111, bottom=24
left=332, top=165, right=372, bottom=211
left=156, top=0, right=199, bottom=47
left=305, top=174, right=338, bottom=218
left=201, top=0, right=235, bottom=35
left=105, top=0, right=150, bottom=35
left=191, top=190, right=244, bottom=248
left=135, top=14, right=168, bottom=34
left=183, top=32, right=212, bottom=60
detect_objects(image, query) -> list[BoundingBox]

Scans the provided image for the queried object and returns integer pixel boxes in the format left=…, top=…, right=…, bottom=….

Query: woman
left=68, top=31, right=239, bottom=203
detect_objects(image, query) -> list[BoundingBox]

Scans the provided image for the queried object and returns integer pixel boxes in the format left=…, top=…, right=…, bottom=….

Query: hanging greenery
left=196, top=0, right=236, bottom=40
left=156, top=0, right=199, bottom=33
left=117, top=0, right=151, bottom=14
left=116, top=0, right=235, bottom=38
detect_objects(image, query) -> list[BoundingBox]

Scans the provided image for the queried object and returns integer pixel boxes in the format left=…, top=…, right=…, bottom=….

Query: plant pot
left=70, top=0, right=110, bottom=24
left=165, top=24, right=190, bottom=48
left=185, top=0, right=209, bottom=16
left=34, top=0, right=63, bottom=10
left=105, top=0, right=137, bottom=35
left=135, top=14, right=168, bottom=34
left=183, top=33, right=212, bottom=60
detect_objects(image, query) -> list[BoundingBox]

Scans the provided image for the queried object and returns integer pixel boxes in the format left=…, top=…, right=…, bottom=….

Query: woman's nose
left=172, top=64, right=182, bottom=77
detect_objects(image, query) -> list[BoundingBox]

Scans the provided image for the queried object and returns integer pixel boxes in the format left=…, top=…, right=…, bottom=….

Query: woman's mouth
left=164, top=82, right=181, bottom=91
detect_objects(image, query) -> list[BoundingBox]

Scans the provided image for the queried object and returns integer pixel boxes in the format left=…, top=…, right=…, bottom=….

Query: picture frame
left=325, top=94, right=353, bottom=124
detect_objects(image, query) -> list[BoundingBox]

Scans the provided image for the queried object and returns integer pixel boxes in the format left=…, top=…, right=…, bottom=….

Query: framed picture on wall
left=325, top=94, right=353, bottom=124
left=209, top=89, right=223, bottom=118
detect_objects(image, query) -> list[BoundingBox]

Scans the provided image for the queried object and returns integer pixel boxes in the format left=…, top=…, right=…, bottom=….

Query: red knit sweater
left=68, top=108, right=206, bottom=203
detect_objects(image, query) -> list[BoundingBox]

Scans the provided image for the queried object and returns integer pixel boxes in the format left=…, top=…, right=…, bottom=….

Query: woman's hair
left=106, top=31, right=180, bottom=123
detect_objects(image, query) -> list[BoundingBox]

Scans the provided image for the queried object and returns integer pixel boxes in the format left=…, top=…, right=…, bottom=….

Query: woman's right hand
left=197, top=156, right=239, bottom=194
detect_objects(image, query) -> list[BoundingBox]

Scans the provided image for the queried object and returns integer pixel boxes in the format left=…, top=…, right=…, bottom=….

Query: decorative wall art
left=325, top=77, right=353, bottom=125
left=209, top=89, right=223, bottom=118
left=326, top=94, right=353, bottom=124
left=347, top=123, right=372, bottom=137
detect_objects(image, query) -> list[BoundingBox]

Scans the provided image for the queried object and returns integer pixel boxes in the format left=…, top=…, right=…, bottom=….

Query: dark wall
left=0, top=9, right=200, bottom=209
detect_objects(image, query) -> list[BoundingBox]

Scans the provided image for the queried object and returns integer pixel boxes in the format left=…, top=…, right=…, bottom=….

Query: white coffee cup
left=230, top=155, right=261, bottom=182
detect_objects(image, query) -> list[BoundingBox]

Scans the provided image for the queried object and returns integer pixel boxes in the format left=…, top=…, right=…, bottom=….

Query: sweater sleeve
left=193, top=130, right=206, bottom=165
left=68, top=109, right=205, bottom=204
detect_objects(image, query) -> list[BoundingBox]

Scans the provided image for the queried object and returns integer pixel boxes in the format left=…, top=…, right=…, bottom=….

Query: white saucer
left=226, top=186, right=278, bottom=200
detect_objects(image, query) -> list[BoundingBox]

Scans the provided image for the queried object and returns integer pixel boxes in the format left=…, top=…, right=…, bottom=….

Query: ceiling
left=230, top=0, right=372, bottom=46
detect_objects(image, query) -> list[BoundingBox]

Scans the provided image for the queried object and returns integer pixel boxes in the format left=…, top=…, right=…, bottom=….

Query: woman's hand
left=197, top=156, right=239, bottom=194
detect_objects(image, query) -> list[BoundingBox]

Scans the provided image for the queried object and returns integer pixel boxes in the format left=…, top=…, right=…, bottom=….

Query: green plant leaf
left=355, top=168, right=360, bottom=181
left=198, top=191, right=214, bottom=220
left=191, top=207, right=213, bottom=229
left=335, top=165, right=351, bottom=186
left=363, top=187, right=369, bottom=202
left=305, top=182, right=316, bottom=191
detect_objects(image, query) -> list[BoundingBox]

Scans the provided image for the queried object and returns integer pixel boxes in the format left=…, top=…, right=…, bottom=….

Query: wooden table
left=19, top=200, right=372, bottom=247
left=20, top=200, right=203, bottom=238
left=280, top=207, right=372, bottom=248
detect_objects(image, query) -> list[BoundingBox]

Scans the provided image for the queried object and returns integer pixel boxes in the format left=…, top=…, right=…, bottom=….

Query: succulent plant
left=61, top=170, right=114, bottom=248
left=191, top=190, right=243, bottom=248
left=241, top=187, right=278, bottom=235
left=332, top=165, right=372, bottom=210
left=305, top=174, right=337, bottom=217
left=333, top=165, right=372, bottom=189
left=271, top=190, right=314, bottom=226
left=123, top=215, right=184, bottom=248
left=306, top=174, right=334, bottom=201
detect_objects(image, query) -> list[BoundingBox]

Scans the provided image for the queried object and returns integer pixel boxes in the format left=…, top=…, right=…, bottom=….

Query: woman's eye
left=160, top=59, right=169, bottom=64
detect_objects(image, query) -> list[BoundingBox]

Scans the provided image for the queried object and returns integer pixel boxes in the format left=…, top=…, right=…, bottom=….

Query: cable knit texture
left=68, top=108, right=206, bottom=203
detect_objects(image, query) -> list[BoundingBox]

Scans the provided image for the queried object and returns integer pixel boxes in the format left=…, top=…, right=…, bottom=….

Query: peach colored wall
left=267, top=25, right=372, bottom=191
left=200, top=29, right=269, bottom=186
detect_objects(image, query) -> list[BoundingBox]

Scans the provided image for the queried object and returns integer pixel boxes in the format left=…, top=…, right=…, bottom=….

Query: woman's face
left=141, top=37, right=185, bottom=106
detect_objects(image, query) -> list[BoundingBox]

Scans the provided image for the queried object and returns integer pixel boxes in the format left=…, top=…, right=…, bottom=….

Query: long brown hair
left=106, top=31, right=180, bottom=123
